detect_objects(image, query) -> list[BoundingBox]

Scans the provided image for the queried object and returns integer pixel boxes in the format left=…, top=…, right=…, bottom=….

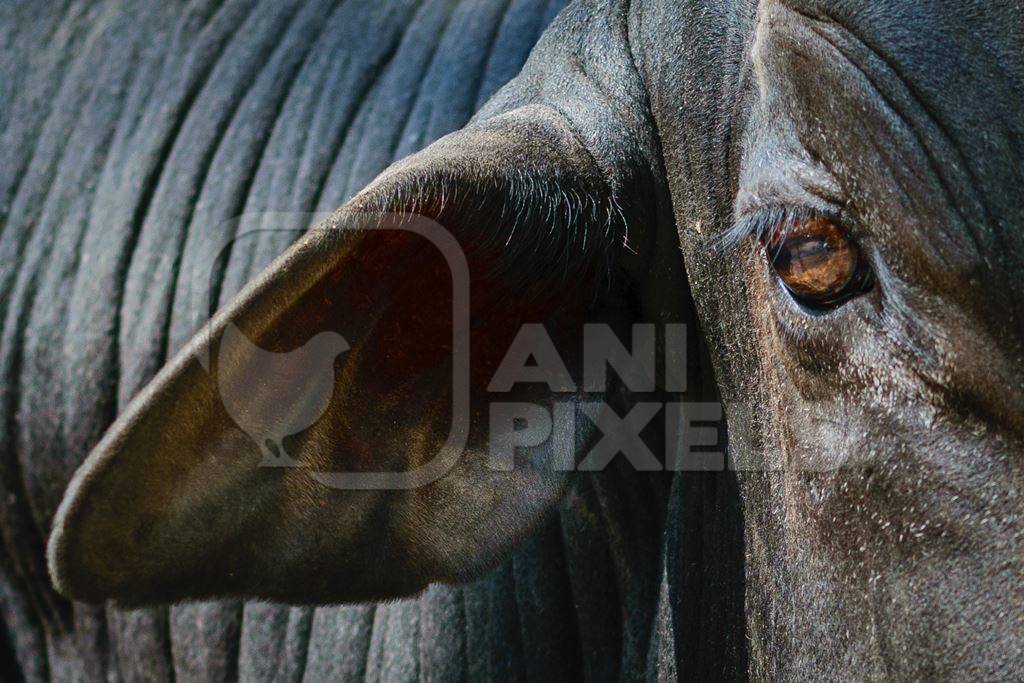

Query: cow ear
left=47, top=107, right=664, bottom=606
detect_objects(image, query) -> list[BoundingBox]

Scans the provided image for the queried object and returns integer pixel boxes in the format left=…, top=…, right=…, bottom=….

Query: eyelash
left=724, top=205, right=836, bottom=249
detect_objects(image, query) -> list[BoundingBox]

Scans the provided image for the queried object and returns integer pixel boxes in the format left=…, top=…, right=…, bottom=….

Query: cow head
left=635, top=0, right=1024, bottom=676
left=48, top=0, right=1023, bottom=677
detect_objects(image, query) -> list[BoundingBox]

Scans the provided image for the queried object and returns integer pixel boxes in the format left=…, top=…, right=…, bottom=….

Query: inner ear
left=47, top=112, right=640, bottom=606
left=250, top=212, right=605, bottom=478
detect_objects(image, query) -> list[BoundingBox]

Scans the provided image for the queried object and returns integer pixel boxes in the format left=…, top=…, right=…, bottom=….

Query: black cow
left=6, top=0, right=1024, bottom=680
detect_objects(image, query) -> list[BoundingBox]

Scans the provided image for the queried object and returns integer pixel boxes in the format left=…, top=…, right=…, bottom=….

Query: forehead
left=638, top=0, right=1024, bottom=181
left=752, top=2, right=1023, bottom=265
left=761, top=0, right=1024, bottom=137
left=636, top=0, right=1024, bottom=295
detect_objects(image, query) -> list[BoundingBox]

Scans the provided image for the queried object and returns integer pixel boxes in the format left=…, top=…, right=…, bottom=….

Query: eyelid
left=734, top=164, right=846, bottom=224
left=721, top=204, right=847, bottom=253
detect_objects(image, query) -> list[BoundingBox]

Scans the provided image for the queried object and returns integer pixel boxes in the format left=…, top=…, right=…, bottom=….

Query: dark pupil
left=767, top=218, right=859, bottom=305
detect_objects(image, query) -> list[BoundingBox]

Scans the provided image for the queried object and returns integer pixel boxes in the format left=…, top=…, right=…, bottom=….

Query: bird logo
left=217, top=322, right=350, bottom=467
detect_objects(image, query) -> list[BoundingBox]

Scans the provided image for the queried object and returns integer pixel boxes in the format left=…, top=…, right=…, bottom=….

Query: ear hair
left=357, top=168, right=629, bottom=283
left=349, top=111, right=636, bottom=293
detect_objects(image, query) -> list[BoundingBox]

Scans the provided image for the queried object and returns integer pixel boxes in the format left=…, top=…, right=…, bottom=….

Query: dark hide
left=0, top=0, right=668, bottom=680
left=635, top=0, right=1024, bottom=678
left=8, top=0, right=1018, bottom=680
left=2, top=0, right=738, bottom=680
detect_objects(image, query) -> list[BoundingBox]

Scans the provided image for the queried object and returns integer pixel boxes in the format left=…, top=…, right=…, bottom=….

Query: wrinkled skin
left=3, top=0, right=1022, bottom=681
left=635, top=0, right=1024, bottom=677
left=2, top=2, right=679, bottom=680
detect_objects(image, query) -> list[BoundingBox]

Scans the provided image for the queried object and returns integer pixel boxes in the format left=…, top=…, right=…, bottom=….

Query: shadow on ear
left=46, top=105, right=669, bottom=606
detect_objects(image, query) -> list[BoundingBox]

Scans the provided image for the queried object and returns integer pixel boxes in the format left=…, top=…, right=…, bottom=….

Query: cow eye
left=763, top=215, right=872, bottom=308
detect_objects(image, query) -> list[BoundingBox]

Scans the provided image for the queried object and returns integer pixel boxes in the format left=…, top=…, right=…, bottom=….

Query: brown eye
left=764, top=216, right=870, bottom=307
